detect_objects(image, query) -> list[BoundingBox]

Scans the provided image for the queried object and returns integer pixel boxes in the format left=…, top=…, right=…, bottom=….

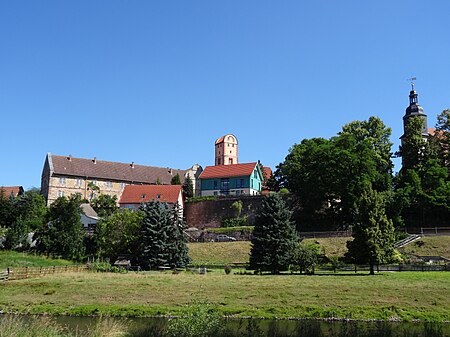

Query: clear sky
left=1, top=1, right=449, bottom=190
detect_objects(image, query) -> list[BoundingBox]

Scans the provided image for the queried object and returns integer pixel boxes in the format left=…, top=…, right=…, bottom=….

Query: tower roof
left=215, top=134, right=238, bottom=144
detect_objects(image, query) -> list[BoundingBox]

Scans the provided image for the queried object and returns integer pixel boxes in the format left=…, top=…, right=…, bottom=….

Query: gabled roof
left=80, top=203, right=99, bottom=219
left=0, top=186, right=24, bottom=198
left=199, top=162, right=258, bottom=179
left=119, top=185, right=182, bottom=204
left=47, top=153, right=186, bottom=185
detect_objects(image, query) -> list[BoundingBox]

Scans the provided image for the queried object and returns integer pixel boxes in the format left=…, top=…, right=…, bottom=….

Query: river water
left=50, top=316, right=449, bottom=337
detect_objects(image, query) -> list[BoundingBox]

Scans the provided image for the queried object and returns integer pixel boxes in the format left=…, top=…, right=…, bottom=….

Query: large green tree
left=93, top=208, right=143, bottom=261
left=249, top=193, right=298, bottom=273
left=34, top=195, right=85, bottom=261
left=345, top=188, right=397, bottom=275
left=90, top=194, right=118, bottom=217
left=340, top=116, right=393, bottom=191
left=139, top=201, right=190, bottom=269
left=276, top=120, right=385, bottom=229
left=2, top=189, right=47, bottom=250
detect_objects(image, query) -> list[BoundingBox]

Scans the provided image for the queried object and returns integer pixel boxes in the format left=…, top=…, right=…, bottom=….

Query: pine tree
left=140, top=201, right=171, bottom=269
left=171, top=173, right=182, bottom=185
left=139, top=201, right=190, bottom=269
left=345, top=187, right=397, bottom=275
left=182, top=174, right=194, bottom=199
left=249, top=193, right=298, bottom=273
left=168, top=202, right=191, bottom=267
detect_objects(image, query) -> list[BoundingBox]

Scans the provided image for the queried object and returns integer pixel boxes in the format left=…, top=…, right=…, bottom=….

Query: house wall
left=45, top=175, right=126, bottom=206
left=200, top=167, right=263, bottom=197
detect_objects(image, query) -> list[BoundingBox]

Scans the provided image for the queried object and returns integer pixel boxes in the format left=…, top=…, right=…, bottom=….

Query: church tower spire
left=400, top=79, right=428, bottom=142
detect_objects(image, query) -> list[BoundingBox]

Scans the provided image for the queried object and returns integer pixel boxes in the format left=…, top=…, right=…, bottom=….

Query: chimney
left=168, top=168, right=172, bottom=175
left=131, top=162, right=135, bottom=168
left=67, top=155, right=72, bottom=161
left=93, top=157, right=97, bottom=164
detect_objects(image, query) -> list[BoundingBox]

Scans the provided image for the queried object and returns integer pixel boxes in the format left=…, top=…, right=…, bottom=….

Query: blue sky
left=1, top=1, right=449, bottom=189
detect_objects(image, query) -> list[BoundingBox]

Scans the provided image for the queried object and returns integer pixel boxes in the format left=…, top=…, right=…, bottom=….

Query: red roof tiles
left=0, top=186, right=24, bottom=197
left=119, top=185, right=183, bottom=204
left=199, top=162, right=257, bottom=179
left=49, top=154, right=186, bottom=185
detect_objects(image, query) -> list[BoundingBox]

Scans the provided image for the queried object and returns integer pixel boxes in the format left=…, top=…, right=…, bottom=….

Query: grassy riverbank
left=1, top=271, right=449, bottom=322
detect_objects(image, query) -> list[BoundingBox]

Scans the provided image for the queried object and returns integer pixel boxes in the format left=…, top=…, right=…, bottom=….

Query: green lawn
left=188, top=237, right=350, bottom=266
left=0, top=251, right=73, bottom=269
left=0, top=271, right=449, bottom=322
left=399, top=236, right=450, bottom=258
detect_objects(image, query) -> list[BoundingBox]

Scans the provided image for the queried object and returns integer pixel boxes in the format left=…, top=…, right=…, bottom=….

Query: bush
left=221, top=216, right=247, bottom=228
left=224, top=265, right=232, bottom=274
left=166, top=303, right=222, bottom=337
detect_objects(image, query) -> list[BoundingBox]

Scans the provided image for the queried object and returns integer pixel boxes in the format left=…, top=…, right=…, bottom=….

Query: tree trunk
left=369, top=263, right=375, bottom=275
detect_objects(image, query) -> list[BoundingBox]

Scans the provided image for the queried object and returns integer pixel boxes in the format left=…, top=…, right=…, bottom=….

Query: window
left=254, top=170, right=258, bottom=178
left=229, top=158, right=233, bottom=164
left=121, top=183, right=126, bottom=189
left=217, top=158, right=221, bottom=165
left=105, top=181, right=113, bottom=189
left=156, top=194, right=161, bottom=199
left=236, top=178, right=244, bottom=188
left=232, top=144, right=235, bottom=147
left=141, top=194, right=146, bottom=199
left=221, top=178, right=229, bottom=191
left=214, top=180, right=218, bottom=189
left=92, top=180, right=97, bottom=185
left=76, top=178, right=83, bottom=187
left=58, top=190, right=64, bottom=197
left=213, top=191, right=218, bottom=196
left=250, top=180, right=253, bottom=188
left=59, top=177, right=66, bottom=186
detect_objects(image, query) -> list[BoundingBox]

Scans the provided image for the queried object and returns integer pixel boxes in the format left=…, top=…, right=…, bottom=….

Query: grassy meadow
left=0, top=270, right=449, bottom=322
left=0, top=251, right=73, bottom=269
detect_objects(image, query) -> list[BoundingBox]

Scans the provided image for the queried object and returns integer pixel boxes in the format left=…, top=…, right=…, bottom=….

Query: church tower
left=400, top=81, right=429, bottom=143
left=215, top=134, right=238, bottom=165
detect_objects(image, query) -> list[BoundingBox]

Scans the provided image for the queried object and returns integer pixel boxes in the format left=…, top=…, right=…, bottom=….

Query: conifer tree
left=345, top=187, right=397, bottom=275
left=182, top=174, right=194, bottom=199
left=249, top=193, right=298, bottom=273
left=140, top=201, right=171, bottom=269
left=168, top=202, right=190, bottom=267
left=139, top=201, right=190, bottom=269
left=171, top=173, right=182, bottom=185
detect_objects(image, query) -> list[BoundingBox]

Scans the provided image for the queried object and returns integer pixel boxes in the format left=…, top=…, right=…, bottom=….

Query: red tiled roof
left=119, top=185, right=182, bottom=204
left=199, top=162, right=257, bottom=179
left=262, top=166, right=272, bottom=180
left=0, top=186, right=24, bottom=197
left=428, top=128, right=436, bottom=136
left=49, top=154, right=186, bottom=185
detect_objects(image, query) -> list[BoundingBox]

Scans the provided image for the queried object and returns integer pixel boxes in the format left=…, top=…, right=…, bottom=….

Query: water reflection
left=0, top=315, right=447, bottom=337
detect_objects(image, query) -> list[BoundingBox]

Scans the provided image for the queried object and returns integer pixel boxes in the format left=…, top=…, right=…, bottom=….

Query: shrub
left=224, top=265, right=232, bottom=274
left=166, top=303, right=222, bottom=337
left=221, top=216, right=247, bottom=228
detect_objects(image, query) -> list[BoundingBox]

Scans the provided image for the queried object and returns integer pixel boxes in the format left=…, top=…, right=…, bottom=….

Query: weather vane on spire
left=407, top=77, right=417, bottom=90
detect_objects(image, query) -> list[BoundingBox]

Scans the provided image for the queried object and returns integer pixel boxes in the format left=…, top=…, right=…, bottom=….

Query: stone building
left=40, top=153, right=202, bottom=205
left=215, top=134, right=238, bottom=165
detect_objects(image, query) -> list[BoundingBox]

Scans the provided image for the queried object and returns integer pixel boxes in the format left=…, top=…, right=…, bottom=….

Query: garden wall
left=184, top=194, right=297, bottom=229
